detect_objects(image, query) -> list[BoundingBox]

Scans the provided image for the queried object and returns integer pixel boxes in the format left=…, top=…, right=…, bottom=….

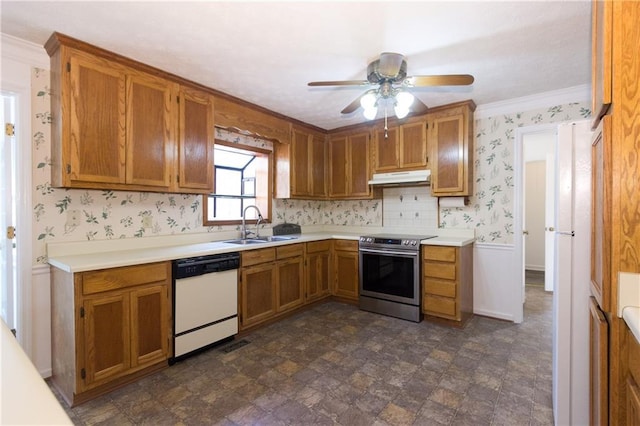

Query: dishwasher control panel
left=173, top=252, right=240, bottom=279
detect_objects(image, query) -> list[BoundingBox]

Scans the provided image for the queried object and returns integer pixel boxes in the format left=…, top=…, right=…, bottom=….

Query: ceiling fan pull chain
left=384, top=106, right=389, bottom=138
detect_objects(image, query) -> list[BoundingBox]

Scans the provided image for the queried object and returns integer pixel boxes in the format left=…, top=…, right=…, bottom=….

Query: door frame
left=514, top=123, right=558, bottom=323
left=1, top=73, right=34, bottom=358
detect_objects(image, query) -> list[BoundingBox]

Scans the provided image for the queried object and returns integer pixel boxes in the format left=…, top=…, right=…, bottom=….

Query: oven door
left=359, top=248, right=420, bottom=305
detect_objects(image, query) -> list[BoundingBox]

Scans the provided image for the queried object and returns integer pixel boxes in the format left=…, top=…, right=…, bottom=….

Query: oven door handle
left=359, top=248, right=419, bottom=257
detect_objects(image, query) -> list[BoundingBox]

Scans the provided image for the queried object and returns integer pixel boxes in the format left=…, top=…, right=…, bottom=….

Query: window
left=203, top=142, right=271, bottom=225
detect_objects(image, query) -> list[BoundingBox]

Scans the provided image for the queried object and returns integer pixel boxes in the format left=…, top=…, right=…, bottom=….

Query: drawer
left=334, top=240, right=358, bottom=252
left=242, top=247, right=276, bottom=267
left=306, top=240, right=331, bottom=253
left=424, top=279, right=457, bottom=298
left=423, top=246, right=457, bottom=262
left=82, top=262, right=169, bottom=295
left=630, top=328, right=640, bottom=384
left=277, top=243, right=304, bottom=260
left=424, top=262, right=457, bottom=281
left=424, top=295, right=456, bottom=317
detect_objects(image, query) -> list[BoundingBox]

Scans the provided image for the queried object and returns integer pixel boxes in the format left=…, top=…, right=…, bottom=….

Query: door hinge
left=6, top=226, right=16, bottom=240
left=177, top=96, right=180, bottom=104
left=66, top=164, right=71, bottom=174
left=80, top=368, right=86, bottom=379
left=80, top=307, right=85, bottom=318
left=66, top=62, right=71, bottom=72
left=5, top=123, right=15, bottom=136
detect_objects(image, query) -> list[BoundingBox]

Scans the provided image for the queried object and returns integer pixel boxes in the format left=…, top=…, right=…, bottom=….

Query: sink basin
left=223, top=236, right=298, bottom=245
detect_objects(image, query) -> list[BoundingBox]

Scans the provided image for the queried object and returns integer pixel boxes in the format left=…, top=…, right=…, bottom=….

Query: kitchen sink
left=223, top=236, right=298, bottom=245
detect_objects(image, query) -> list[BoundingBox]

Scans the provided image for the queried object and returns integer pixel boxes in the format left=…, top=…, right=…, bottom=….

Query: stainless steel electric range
left=358, top=233, right=436, bottom=322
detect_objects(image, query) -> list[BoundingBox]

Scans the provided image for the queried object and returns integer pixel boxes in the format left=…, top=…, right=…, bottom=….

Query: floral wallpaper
left=30, top=68, right=381, bottom=265
left=31, top=67, right=589, bottom=264
left=439, top=102, right=591, bottom=244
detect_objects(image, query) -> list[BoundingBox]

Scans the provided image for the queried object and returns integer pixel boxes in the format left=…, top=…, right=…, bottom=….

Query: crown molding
left=474, top=84, right=590, bottom=119
left=1, top=33, right=49, bottom=69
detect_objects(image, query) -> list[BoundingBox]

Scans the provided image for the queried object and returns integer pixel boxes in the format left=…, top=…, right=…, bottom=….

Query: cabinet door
left=126, top=72, right=174, bottom=189
left=349, top=131, right=371, bottom=197
left=589, top=296, right=608, bottom=426
left=591, top=0, right=613, bottom=125
left=591, top=116, right=611, bottom=312
left=277, top=256, right=304, bottom=312
left=82, top=293, right=130, bottom=388
left=329, top=135, right=348, bottom=197
left=177, top=86, right=214, bottom=192
left=627, top=378, right=640, bottom=425
left=291, top=128, right=311, bottom=197
left=373, top=126, right=400, bottom=172
left=399, top=121, right=428, bottom=169
left=68, top=51, right=126, bottom=185
left=430, top=111, right=466, bottom=195
left=306, top=248, right=331, bottom=302
left=309, top=132, right=327, bottom=198
left=130, top=284, right=169, bottom=368
left=240, top=263, right=277, bottom=328
left=333, top=248, right=359, bottom=300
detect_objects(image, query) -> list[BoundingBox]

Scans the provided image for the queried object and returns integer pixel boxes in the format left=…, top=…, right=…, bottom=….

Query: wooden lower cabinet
left=50, top=262, right=171, bottom=406
left=306, top=240, right=332, bottom=302
left=239, top=244, right=304, bottom=330
left=333, top=240, right=359, bottom=301
left=627, top=325, right=640, bottom=425
left=422, top=244, right=473, bottom=324
left=590, top=296, right=609, bottom=426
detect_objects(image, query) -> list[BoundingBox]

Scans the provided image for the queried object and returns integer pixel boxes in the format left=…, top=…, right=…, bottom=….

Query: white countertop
left=48, top=230, right=475, bottom=273
left=0, top=319, right=72, bottom=425
left=624, top=306, right=640, bottom=344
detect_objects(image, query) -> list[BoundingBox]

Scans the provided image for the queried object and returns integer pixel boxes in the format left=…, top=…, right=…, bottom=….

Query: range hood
left=368, top=169, right=431, bottom=186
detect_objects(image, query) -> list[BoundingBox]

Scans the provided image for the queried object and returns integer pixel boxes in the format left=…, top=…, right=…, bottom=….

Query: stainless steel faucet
left=242, top=205, right=263, bottom=239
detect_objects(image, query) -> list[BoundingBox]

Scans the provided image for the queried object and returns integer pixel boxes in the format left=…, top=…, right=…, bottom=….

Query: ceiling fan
left=308, top=52, right=474, bottom=120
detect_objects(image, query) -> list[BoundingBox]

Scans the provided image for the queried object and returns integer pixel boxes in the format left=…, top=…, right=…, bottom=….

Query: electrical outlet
left=67, top=210, right=80, bottom=227
left=142, top=215, right=153, bottom=229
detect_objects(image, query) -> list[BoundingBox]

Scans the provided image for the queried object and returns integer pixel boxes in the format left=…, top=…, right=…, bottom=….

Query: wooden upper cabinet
left=66, top=50, right=126, bottom=186
left=373, top=119, right=427, bottom=173
left=328, top=130, right=375, bottom=199
left=591, top=0, right=613, bottom=127
left=275, top=124, right=326, bottom=199
left=329, top=135, right=349, bottom=198
left=400, top=120, right=428, bottom=169
left=126, top=72, right=175, bottom=189
left=176, top=86, right=214, bottom=192
left=373, top=126, right=400, bottom=172
left=429, top=101, right=475, bottom=197
left=46, top=32, right=213, bottom=194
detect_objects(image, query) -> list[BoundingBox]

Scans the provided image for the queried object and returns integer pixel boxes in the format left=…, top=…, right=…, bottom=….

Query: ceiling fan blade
left=378, top=52, right=405, bottom=78
left=405, top=74, right=475, bottom=87
left=341, top=94, right=365, bottom=114
left=308, top=80, right=369, bottom=87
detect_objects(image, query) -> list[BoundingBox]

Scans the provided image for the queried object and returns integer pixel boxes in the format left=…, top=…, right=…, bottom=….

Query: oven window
left=361, top=253, right=415, bottom=298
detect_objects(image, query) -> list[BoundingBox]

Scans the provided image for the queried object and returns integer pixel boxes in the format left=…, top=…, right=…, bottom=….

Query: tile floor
left=51, top=285, right=553, bottom=425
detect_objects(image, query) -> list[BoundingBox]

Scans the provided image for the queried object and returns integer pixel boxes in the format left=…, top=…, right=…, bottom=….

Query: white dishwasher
left=170, top=252, right=240, bottom=363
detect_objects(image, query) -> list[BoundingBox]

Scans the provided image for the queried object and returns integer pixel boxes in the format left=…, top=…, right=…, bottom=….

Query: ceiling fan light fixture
left=395, top=91, right=414, bottom=109
left=394, top=105, right=410, bottom=119
left=360, top=91, right=378, bottom=110
left=363, top=106, right=378, bottom=120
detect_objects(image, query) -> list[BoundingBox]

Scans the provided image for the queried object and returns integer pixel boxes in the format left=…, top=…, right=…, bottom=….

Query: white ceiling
left=1, top=1, right=592, bottom=130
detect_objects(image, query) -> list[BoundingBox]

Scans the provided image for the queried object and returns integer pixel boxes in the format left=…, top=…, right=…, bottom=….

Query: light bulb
left=395, top=91, right=414, bottom=109
left=360, top=92, right=377, bottom=109
left=363, top=106, right=378, bottom=120
left=394, top=105, right=410, bottom=119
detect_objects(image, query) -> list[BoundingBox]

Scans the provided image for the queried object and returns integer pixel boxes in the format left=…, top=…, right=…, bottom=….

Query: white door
left=552, top=120, right=591, bottom=426
left=545, top=151, right=556, bottom=292
left=0, top=93, right=17, bottom=333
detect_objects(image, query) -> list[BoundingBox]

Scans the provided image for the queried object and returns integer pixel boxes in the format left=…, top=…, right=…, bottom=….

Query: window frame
left=203, top=140, right=272, bottom=226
